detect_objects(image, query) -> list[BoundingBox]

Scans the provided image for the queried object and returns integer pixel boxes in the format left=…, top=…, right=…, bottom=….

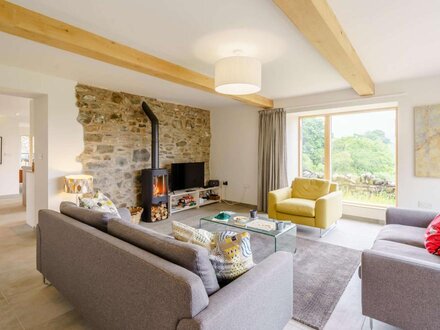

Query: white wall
left=210, top=105, right=259, bottom=205
left=0, top=95, right=30, bottom=196
left=276, top=74, right=440, bottom=216
left=0, top=64, right=83, bottom=216
left=0, top=116, right=20, bottom=196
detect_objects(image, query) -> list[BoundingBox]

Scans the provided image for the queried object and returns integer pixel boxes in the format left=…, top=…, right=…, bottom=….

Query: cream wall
left=276, top=74, right=440, bottom=217
left=0, top=64, right=82, bottom=217
left=210, top=105, right=259, bottom=205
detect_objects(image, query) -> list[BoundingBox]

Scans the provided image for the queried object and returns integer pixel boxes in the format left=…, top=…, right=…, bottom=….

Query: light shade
left=215, top=56, right=261, bottom=95
left=64, top=175, right=94, bottom=194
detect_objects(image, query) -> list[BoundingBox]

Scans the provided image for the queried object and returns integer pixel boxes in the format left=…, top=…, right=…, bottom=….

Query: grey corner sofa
left=37, top=204, right=294, bottom=330
left=361, top=207, right=440, bottom=330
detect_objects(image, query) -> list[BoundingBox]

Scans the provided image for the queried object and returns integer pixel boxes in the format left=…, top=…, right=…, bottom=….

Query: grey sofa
left=37, top=207, right=294, bottom=330
left=361, top=207, right=440, bottom=330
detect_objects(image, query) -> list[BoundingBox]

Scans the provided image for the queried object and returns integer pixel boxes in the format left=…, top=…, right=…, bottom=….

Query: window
left=301, top=116, right=325, bottom=179
left=299, top=108, right=397, bottom=206
left=20, top=135, right=30, bottom=166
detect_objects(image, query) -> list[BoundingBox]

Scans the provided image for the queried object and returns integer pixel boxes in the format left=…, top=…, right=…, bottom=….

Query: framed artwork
left=415, top=104, right=440, bottom=177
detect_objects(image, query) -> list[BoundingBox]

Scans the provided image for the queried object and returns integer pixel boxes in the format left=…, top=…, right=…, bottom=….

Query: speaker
left=207, top=180, right=220, bottom=187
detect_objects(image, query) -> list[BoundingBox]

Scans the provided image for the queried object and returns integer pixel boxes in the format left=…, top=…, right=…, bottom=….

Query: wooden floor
left=0, top=197, right=399, bottom=330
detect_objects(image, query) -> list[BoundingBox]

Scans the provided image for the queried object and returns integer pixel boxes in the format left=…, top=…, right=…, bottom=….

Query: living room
left=1, top=1, right=440, bottom=329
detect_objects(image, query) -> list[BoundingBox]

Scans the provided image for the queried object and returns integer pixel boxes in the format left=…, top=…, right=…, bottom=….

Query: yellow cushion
left=291, top=178, right=330, bottom=200
left=276, top=198, right=316, bottom=217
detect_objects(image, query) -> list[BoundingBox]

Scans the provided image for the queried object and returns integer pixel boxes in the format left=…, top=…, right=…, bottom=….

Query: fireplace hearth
left=140, top=102, right=169, bottom=222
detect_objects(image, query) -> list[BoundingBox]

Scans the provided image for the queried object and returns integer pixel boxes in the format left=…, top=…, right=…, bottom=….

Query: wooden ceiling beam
left=0, top=1, right=273, bottom=108
left=273, top=0, right=375, bottom=96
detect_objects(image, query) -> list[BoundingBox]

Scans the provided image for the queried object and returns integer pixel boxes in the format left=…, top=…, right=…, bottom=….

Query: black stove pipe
left=141, top=102, right=159, bottom=169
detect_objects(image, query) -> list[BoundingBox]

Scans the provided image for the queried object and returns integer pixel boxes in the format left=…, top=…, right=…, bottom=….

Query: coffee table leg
left=275, top=228, right=297, bottom=254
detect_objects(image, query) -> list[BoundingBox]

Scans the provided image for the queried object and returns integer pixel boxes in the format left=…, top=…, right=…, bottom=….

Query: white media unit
left=168, top=186, right=221, bottom=214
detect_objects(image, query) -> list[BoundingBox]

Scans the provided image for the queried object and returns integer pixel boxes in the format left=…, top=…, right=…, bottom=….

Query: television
left=171, top=162, right=205, bottom=191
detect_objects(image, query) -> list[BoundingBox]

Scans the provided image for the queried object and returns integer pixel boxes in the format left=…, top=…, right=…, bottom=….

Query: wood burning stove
left=140, top=102, right=169, bottom=222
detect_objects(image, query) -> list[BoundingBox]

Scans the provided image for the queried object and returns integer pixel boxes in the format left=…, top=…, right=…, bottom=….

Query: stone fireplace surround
left=76, top=84, right=210, bottom=207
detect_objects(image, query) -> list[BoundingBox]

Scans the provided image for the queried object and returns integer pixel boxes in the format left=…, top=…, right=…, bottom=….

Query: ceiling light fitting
left=214, top=54, right=261, bottom=95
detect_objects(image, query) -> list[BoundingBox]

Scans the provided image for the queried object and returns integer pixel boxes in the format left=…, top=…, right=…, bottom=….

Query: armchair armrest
left=315, top=191, right=342, bottom=229
left=268, top=187, right=292, bottom=218
left=177, top=252, right=293, bottom=330
left=386, top=207, right=437, bottom=228
left=361, top=249, right=440, bottom=329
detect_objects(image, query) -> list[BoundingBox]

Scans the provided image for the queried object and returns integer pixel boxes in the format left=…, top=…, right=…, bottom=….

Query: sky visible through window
left=331, top=111, right=395, bottom=141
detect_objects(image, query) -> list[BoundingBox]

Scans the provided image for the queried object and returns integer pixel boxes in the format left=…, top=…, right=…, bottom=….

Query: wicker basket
left=128, top=207, right=143, bottom=225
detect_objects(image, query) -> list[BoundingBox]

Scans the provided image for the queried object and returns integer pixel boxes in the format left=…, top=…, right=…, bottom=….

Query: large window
left=299, top=109, right=397, bottom=206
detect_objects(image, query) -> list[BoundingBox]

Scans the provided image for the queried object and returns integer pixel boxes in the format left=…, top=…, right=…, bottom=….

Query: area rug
left=144, top=217, right=361, bottom=330
left=290, top=237, right=361, bottom=329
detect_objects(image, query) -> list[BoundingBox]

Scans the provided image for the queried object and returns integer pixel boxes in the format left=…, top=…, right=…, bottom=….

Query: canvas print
left=415, top=104, right=440, bottom=177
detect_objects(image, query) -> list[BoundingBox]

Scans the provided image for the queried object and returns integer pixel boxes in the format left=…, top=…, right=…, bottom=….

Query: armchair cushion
left=291, top=178, right=330, bottom=200
left=276, top=198, right=315, bottom=217
left=376, top=224, right=426, bottom=249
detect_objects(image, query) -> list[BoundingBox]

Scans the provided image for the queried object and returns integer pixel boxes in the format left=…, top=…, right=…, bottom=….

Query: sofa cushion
left=107, top=219, right=220, bottom=296
left=276, top=198, right=315, bottom=217
left=376, top=224, right=426, bottom=248
left=372, top=239, right=440, bottom=265
left=210, top=231, right=254, bottom=283
left=78, top=191, right=120, bottom=218
left=60, top=201, right=119, bottom=232
left=291, top=178, right=330, bottom=200
left=172, top=221, right=214, bottom=250
left=425, top=214, right=440, bottom=255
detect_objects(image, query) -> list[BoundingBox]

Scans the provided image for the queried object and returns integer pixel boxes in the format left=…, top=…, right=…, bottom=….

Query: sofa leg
left=319, top=223, right=337, bottom=238
left=43, top=276, right=52, bottom=286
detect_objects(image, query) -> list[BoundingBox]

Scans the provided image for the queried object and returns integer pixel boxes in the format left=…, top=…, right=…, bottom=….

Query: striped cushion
left=209, top=231, right=254, bottom=282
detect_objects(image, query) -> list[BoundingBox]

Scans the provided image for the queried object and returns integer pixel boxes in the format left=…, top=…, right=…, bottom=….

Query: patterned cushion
left=172, top=221, right=214, bottom=250
left=209, top=231, right=254, bottom=282
left=78, top=191, right=120, bottom=218
left=425, top=214, right=440, bottom=255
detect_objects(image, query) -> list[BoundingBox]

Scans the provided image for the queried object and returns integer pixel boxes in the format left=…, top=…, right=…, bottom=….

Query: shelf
left=170, top=186, right=220, bottom=198
left=199, top=199, right=221, bottom=207
left=168, top=186, right=221, bottom=215
left=170, top=204, right=198, bottom=214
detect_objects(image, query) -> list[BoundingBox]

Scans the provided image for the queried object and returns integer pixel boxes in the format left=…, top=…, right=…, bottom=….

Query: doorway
left=0, top=94, right=32, bottom=226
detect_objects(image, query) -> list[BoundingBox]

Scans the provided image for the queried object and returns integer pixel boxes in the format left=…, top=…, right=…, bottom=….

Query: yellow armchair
left=268, top=178, right=342, bottom=237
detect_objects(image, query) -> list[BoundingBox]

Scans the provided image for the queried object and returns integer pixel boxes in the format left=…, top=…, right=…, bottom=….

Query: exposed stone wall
left=76, top=84, right=210, bottom=207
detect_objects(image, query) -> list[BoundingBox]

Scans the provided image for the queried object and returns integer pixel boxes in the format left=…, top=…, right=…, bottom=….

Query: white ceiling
left=0, top=0, right=439, bottom=109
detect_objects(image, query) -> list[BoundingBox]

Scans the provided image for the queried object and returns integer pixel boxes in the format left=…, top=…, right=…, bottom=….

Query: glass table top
left=200, top=213, right=296, bottom=238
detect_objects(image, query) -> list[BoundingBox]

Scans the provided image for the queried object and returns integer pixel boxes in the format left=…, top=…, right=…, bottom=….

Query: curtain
left=258, top=108, right=288, bottom=212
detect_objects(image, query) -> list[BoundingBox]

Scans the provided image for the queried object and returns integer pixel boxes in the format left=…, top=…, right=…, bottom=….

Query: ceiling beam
left=273, top=0, right=374, bottom=96
left=0, top=1, right=273, bottom=109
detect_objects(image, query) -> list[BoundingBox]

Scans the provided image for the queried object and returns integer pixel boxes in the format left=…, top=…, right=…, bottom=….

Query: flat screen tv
left=171, top=162, right=205, bottom=191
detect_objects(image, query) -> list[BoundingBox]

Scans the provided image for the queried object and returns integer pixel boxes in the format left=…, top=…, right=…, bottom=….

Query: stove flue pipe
left=141, top=102, right=159, bottom=169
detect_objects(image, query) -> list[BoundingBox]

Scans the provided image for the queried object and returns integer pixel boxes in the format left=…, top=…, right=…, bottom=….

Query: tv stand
left=168, top=186, right=221, bottom=215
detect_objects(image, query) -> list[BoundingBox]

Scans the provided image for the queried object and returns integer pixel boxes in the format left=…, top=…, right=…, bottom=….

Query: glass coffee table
left=199, top=214, right=297, bottom=254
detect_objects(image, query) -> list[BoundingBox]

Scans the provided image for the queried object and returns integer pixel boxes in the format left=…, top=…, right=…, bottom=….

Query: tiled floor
left=0, top=197, right=398, bottom=330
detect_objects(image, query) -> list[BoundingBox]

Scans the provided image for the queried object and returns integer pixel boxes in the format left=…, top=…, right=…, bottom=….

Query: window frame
left=297, top=107, right=398, bottom=207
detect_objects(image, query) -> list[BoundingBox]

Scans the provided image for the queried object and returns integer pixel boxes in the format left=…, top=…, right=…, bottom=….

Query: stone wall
left=76, top=84, right=210, bottom=207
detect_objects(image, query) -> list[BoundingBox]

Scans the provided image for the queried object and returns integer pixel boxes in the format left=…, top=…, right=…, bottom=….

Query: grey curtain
left=258, top=108, right=288, bottom=212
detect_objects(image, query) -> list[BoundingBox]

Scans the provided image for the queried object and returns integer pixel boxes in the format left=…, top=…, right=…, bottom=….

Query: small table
left=199, top=214, right=297, bottom=254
